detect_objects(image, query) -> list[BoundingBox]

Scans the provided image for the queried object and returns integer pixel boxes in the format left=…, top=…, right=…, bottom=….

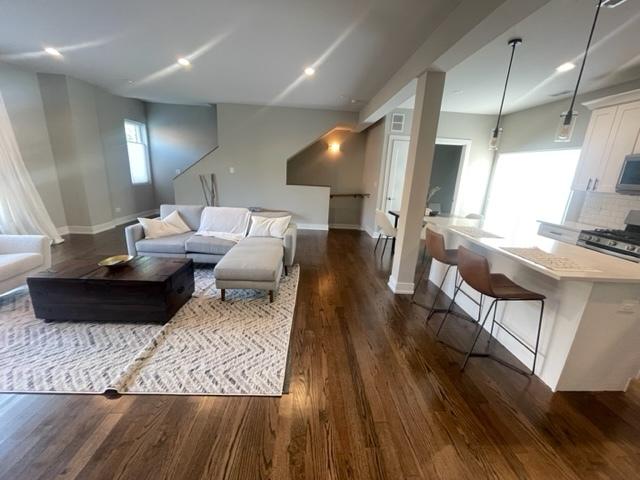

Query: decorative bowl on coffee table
left=98, top=255, right=134, bottom=269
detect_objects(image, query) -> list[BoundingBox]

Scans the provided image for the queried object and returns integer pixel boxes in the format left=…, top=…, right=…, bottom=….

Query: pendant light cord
left=565, top=0, right=604, bottom=123
left=494, top=39, right=521, bottom=135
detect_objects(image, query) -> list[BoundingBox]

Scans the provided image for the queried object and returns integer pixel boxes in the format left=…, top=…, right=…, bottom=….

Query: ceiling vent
left=390, top=113, right=405, bottom=132
left=601, top=0, right=628, bottom=8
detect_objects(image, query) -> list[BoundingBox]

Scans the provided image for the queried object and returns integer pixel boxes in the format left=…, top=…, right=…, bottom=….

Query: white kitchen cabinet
left=573, top=90, right=640, bottom=193
left=597, top=100, right=640, bottom=192
left=537, top=222, right=580, bottom=244
left=572, top=106, right=617, bottom=191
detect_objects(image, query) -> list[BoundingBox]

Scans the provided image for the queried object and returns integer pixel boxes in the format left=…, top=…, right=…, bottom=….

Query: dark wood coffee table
left=27, top=256, right=194, bottom=323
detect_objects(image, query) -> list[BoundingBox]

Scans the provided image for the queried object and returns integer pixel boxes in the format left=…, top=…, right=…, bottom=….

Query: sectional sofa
left=125, top=205, right=296, bottom=267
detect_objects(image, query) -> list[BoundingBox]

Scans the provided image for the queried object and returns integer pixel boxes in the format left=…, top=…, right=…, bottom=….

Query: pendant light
left=555, top=0, right=604, bottom=142
left=489, top=38, right=522, bottom=151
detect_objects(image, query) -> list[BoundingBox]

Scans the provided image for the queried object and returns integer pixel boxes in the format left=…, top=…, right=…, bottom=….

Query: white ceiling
left=0, top=0, right=461, bottom=111
left=440, top=0, right=640, bottom=115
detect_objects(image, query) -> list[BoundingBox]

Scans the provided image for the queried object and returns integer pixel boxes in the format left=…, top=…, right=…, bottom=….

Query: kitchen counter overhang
left=426, top=225, right=640, bottom=392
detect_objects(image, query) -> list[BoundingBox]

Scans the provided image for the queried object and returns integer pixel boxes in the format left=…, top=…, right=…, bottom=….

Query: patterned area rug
left=0, top=265, right=299, bottom=396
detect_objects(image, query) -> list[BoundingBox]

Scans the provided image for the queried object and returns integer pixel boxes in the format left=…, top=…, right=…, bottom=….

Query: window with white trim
left=483, top=149, right=580, bottom=242
left=124, top=119, right=151, bottom=185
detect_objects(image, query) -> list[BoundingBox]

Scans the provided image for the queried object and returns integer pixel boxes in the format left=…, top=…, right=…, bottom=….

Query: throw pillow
left=138, top=210, right=191, bottom=239
left=248, top=215, right=291, bottom=238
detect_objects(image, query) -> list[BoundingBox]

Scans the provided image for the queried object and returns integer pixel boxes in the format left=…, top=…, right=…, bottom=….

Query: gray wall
left=360, top=119, right=386, bottom=235
left=39, top=73, right=158, bottom=228
left=146, top=103, right=218, bottom=205
left=65, top=77, right=114, bottom=226
left=436, top=111, right=497, bottom=216
left=95, top=88, right=156, bottom=219
left=287, top=129, right=366, bottom=226
left=500, top=78, right=640, bottom=153
left=0, top=62, right=67, bottom=227
left=174, top=104, right=357, bottom=227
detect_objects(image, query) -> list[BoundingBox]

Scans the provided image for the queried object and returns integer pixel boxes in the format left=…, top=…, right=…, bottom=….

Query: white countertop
left=537, top=219, right=603, bottom=233
left=447, top=226, right=640, bottom=283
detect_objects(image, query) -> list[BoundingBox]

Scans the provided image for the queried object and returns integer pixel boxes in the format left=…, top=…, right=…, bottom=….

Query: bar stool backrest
left=375, top=210, right=397, bottom=237
left=425, top=228, right=449, bottom=264
left=457, top=246, right=494, bottom=297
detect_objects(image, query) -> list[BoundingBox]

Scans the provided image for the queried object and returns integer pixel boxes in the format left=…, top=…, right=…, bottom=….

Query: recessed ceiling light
left=556, top=62, right=576, bottom=73
left=304, top=67, right=315, bottom=76
left=44, top=47, right=62, bottom=57
left=177, top=57, right=191, bottom=67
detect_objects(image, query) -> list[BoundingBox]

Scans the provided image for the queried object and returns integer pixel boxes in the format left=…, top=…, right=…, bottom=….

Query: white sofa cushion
left=0, top=253, right=44, bottom=281
left=248, top=215, right=291, bottom=238
left=138, top=210, right=191, bottom=239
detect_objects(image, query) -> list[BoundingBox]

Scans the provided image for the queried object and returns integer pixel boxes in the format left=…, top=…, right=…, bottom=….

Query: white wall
left=174, top=104, right=357, bottom=228
left=0, top=62, right=67, bottom=227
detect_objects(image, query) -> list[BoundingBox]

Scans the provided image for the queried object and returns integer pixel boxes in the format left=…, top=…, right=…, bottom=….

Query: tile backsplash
left=578, top=192, right=640, bottom=228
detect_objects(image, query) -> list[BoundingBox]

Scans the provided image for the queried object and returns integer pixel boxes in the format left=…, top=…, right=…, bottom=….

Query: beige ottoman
left=213, top=237, right=284, bottom=302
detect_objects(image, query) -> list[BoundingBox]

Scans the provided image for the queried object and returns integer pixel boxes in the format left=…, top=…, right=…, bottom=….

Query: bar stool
left=438, top=246, right=545, bottom=375
left=413, top=228, right=459, bottom=322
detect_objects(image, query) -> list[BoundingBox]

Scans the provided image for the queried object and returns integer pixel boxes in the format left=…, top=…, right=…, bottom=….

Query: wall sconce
left=328, top=142, right=341, bottom=154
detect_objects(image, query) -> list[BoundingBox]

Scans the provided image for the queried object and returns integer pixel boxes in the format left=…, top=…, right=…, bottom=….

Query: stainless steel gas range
left=577, top=210, right=640, bottom=262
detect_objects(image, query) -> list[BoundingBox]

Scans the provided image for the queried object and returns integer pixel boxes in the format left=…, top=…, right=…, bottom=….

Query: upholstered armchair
left=0, top=235, right=51, bottom=295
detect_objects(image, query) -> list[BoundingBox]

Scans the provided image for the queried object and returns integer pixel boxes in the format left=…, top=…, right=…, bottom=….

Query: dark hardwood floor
left=1, top=227, right=639, bottom=479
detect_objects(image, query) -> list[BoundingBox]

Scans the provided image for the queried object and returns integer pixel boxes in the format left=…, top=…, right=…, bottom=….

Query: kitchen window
left=124, top=119, right=151, bottom=185
left=483, top=149, right=580, bottom=241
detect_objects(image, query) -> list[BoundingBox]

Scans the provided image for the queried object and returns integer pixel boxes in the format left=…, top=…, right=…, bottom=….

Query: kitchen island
left=427, top=225, right=640, bottom=391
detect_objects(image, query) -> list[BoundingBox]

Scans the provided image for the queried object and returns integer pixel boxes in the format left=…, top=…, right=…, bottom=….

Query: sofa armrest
left=283, top=223, right=297, bottom=267
left=0, top=235, right=51, bottom=268
left=125, top=223, right=145, bottom=256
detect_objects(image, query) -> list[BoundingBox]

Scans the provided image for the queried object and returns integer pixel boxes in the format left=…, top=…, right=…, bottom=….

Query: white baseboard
left=329, top=223, right=363, bottom=230
left=363, top=226, right=379, bottom=238
left=57, top=209, right=158, bottom=236
left=297, top=223, right=329, bottom=231
left=387, top=275, right=414, bottom=294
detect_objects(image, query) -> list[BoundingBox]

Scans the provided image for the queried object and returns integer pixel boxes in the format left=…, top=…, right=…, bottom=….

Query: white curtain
left=0, top=91, right=63, bottom=244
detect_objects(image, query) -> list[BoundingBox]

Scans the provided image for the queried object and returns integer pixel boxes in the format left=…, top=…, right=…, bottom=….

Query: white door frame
left=378, top=135, right=471, bottom=216
left=379, top=134, right=410, bottom=212
left=434, top=137, right=471, bottom=215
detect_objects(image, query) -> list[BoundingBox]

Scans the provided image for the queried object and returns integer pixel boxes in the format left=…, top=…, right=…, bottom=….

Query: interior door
left=572, top=106, right=617, bottom=191
left=385, top=138, right=410, bottom=213
left=597, top=101, right=640, bottom=192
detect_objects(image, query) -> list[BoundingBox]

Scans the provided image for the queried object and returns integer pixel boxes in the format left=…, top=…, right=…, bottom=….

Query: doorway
left=383, top=136, right=410, bottom=213
left=380, top=137, right=468, bottom=216
left=427, top=144, right=463, bottom=214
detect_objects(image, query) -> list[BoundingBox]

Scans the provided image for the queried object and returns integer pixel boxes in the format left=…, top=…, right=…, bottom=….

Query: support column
left=388, top=70, right=445, bottom=294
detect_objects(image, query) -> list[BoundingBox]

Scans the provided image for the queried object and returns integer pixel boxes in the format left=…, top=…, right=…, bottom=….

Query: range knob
left=608, top=240, right=618, bottom=246
left=592, top=237, right=601, bottom=243
left=626, top=245, right=636, bottom=252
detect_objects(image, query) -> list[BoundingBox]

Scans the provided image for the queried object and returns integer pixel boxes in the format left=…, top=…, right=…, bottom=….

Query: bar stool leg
left=436, top=273, right=462, bottom=337
left=374, top=235, right=382, bottom=253
left=488, top=299, right=499, bottom=348
left=461, top=299, right=497, bottom=371
left=531, top=300, right=545, bottom=375
left=411, top=259, right=432, bottom=304
left=426, top=265, right=452, bottom=322
left=381, top=236, right=389, bottom=257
